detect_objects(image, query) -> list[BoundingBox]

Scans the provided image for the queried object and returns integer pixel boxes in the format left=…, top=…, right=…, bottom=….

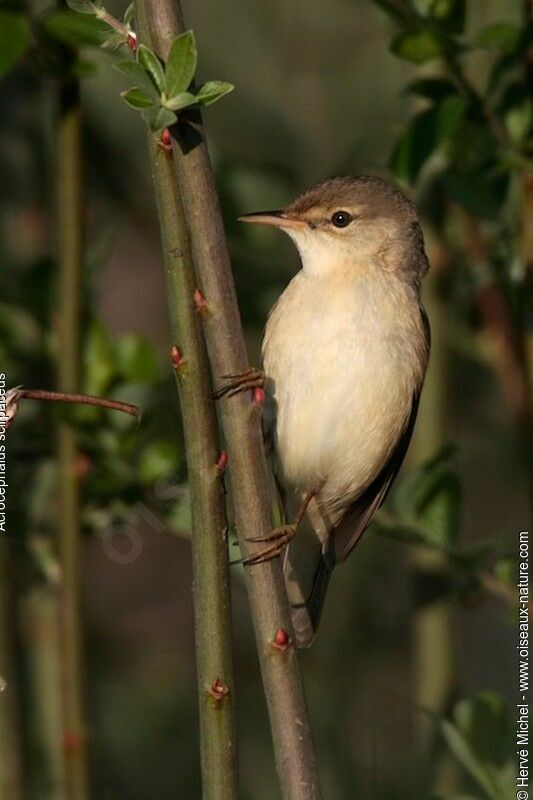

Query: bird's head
left=239, top=175, right=428, bottom=284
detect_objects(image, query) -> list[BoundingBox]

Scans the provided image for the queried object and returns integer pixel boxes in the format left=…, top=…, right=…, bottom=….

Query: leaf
left=0, top=12, right=32, bottom=78
left=390, top=29, right=443, bottom=64
left=123, top=2, right=135, bottom=26
left=71, top=58, right=98, bottom=77
left=101, top=32, right=128, bottom=51
left=392, top=445, right=460, bottom=548
left=43, top=11, right=109, bottom=46
left=476, top=22, right=520, bottom=54
left=84, top=321, right=117, bottom=396
left=137, top=44, right=165, bottom=93
left=406, top=78, right=458, bottom=101
left=434, top=693, right=515, bottom=800
left=114, top=60, right=160, bottom=101
left=417, top=469, right=461, bottom=548
left=164, top=91, right=196, bottom=111
left=121, top=87, right=157, bottom=109
left=391, top=95, right=468, bottom=183
left=66, top=0, right=97, bottom=13
left=439, top=720, right=499, bottom=799
left=141, top=106, right=177, bottom=132
left=114, top=334, right=159, bottom=383
left=442, top=171, right=509, bottom=219
left=454, top=693, right=511, bottom=769
left=414, top=0, right=465, bottom=33
left=138, top=440, right=180, bottom=485
left=165, top=30, right=197, bottom=97
left=195, top=80, right=234, bottom=105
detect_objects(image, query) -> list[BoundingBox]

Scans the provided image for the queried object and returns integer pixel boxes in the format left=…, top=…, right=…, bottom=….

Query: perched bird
left=219, top=176, right=430, bottom=647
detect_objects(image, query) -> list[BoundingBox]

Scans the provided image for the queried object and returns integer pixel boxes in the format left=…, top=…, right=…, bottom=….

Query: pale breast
left=263, top=267, right=427, bottom=509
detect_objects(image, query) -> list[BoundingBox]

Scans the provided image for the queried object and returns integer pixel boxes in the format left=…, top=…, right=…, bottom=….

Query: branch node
left=206, top=678, right=230, bottom=702
left=193, top=287, right=209, bottom=316
left=127, top=32, right=137, bottom=51
left=170, top=345, right=188, bottom=372
left=272, top=628, right=292, bottom=652
left=215, top=450, right=228, bottom=474
left=158, top=128, right=172, bottom=152
left=252, top=386, right=265, bottom=407
left=62, top=731, right=83, bottom=752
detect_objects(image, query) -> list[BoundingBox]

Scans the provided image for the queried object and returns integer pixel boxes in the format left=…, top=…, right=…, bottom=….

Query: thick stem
left=133, top=25, right=238, bottom=798
left=0, top=542, right=24, bottom=800
left=55, top=78, right=90, bottom=800
left=134, top=4, right=322, bottom=798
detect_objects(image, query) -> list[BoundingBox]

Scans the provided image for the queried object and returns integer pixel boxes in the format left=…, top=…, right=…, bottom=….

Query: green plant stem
left=133, top=28, right=238, bottom=800
left=411, top=238, right=456, bottom=794
left=20, top=586, right=65, bottom=800
left=0, top=541, right=24, bottom=800
left=56, top=77, right=90, bottom=800
left=134, top=4, right=322, bottom=798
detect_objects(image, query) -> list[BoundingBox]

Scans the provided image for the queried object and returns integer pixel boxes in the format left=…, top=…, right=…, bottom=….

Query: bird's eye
left=331, top=211, right=352, bottom=228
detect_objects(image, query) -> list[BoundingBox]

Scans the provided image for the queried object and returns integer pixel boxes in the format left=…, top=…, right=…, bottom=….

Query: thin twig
left=15, top=389, right=140, bottom=421
left=133, top=5, right=238, bottom=796
left=134, top=3, right=322, bottom=798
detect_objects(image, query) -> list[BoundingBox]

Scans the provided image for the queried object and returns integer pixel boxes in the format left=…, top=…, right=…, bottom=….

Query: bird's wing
left=329, top=306, right=430, bottom=563
left=285, top=392, right=421, bottom=648
left=328, top=391, right=420, bottom=564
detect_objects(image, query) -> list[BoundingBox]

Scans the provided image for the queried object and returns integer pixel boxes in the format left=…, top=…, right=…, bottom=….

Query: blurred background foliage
left=0, top=0, right=530, bottom=797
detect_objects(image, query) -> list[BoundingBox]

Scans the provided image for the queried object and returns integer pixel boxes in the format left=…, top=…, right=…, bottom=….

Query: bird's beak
left=238, top=210, right=308, bottom=230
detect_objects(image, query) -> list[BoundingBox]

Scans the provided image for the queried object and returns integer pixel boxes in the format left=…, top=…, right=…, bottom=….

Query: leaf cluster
left=370, top=0, right=531, bottom=220
left=373, top=447, right=516, bottom=613
left=116, top=32, right=233, bottom=132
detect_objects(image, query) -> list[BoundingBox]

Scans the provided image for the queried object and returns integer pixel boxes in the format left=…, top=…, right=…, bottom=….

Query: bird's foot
left=213, top=367, right=265, bottom=399
left=239, top=523, right=297, bottom=566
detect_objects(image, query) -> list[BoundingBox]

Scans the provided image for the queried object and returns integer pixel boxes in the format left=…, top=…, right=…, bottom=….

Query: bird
left=217, top=175, right=430, bottom=647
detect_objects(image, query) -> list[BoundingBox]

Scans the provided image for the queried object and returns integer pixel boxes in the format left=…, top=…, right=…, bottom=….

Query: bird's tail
left=288, top=556, right=332, bottom=648
left=281, top=491, right=335, bottom=648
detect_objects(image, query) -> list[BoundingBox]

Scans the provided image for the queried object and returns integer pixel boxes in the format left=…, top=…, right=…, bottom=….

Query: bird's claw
left=213, top=367, right=265, bottom=400
left=240, top=524, right=297, bottom=566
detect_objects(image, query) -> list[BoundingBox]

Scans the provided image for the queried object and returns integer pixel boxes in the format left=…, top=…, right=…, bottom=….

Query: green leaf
left=43, top=11, right=109, bottom=47
left=165, top=30, right=197, bottom=97
left=123, top=2, right=135, bottom=26
left=406, top=78, right=458, bottom=101
left=454, top=693, right=511, bottom=769
left=164, top=91, right=196, bottom=111
left=66, top=0, right=97, bottom=13
left=439, top=720, right=499, bottom=799
left=114, top=334, right=159, bottom=382
left=0, top=12, right=32, bottom=78
left=141, top=106, right=177, bottom=132
left=137, top=44, right=165, bottom=93
left=391, top=95, right=467, bottom=183
left=121, top=87, right=157, bottom=109
left=476, top=22, right=520, bottom=54
left=418, top=469, right=461, bottom=548
left=442, top=171, right=509, bottom=219
left=414, top=0, right=465, bottom=33
left=195, top=80, right=234, bottom=105
left=391, top=29, right=443, bottom=64
left=434, top=693, right=515, bottom=800
left=101, top=31, right=128, bottom=51
left=114, top=60, right=160, bottom=101
left=138, top=440, right=180, bottom=485
left=71, top=58, right=98, bottom=77
left=84, top=321, right=117, bottom=396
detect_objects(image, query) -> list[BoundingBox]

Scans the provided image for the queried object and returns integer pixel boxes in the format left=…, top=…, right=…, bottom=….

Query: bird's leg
left=241, top=489, right=318, bottom=566
left=213, top=367, right=266, bottom=399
